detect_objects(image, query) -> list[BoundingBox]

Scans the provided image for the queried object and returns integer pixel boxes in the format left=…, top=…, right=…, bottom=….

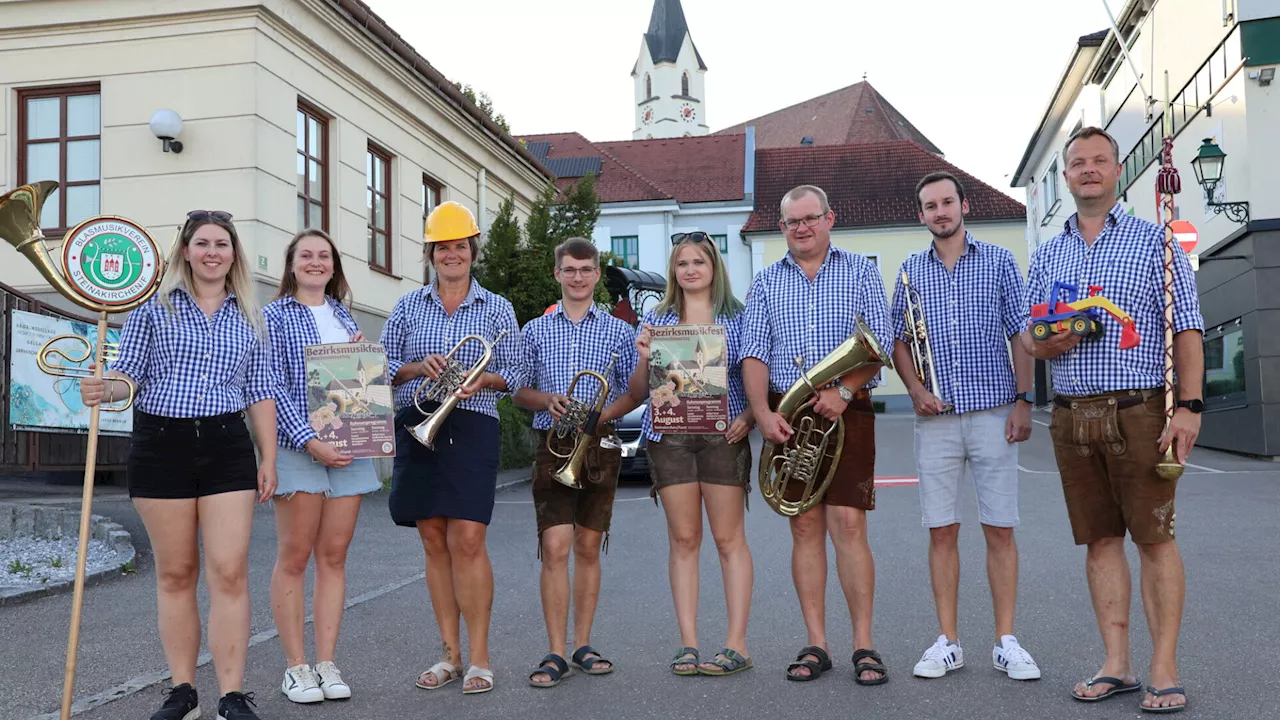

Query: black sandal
left=670, top=647, right=699, bottom=676
left=786, top=645, right=832, bottom=682
left=852, top=648, right=888, bottom=686
left=571, top=645, right=614, bottom=675
left=527, top=653, right=569, bottom=688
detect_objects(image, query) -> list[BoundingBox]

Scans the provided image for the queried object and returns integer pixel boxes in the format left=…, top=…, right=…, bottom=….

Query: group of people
left=79, top=124, right=1202, bottom=720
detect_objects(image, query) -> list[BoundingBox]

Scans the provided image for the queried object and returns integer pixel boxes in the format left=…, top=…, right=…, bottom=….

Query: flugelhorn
left=0, top=182, right=163, bottom=720
left=549, top=353, right=619, bottom=489
left=37, top=334, right=136, bottom=412
left=408, top=329, right=509, bottom=450
left=758, top=316, right=891, bottom=517
left=900, top=271, right=953, bottom=413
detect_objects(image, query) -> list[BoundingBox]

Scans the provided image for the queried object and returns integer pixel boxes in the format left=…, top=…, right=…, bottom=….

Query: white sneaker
left=913, top=635, right=964, bottom=678
left=993, top=635, right=1041, bottom=680
left=281, top=664, right=325, bottom=703
left=315, top=660, right=352, bottom=700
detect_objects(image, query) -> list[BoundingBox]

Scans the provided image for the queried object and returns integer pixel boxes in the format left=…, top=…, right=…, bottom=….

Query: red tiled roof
left=716, top=81, right=942, bottom=155
left=743, top=141, right=1025, bottom=233
left=516, top=133, right=744, bottom=205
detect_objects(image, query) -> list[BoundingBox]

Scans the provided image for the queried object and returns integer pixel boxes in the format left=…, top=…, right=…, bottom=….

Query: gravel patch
left=0, top=536, right=125, bottom=589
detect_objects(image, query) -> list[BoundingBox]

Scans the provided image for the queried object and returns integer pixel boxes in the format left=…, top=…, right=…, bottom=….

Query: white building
left=0, top=0, right=554, bottom=335
left=632, top=0, right=709, bottom=139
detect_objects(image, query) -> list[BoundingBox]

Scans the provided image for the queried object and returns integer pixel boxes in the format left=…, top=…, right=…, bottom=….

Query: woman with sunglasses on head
left=263, top=228, right=380, bottom=705
left=79, top=210, right=277, bottom=720
left=626, top=231, right=756, bottom=677
left=380, top=201, right=522, bottom=696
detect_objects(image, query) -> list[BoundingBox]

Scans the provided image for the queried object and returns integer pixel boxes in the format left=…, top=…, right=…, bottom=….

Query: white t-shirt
left=307, top=302, right=351, bottom=344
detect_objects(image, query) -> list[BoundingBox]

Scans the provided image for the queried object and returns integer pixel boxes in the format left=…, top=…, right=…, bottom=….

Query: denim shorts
left=914, top=403, right=1019, bottom=529
left=275, top=447, right=381, bottom=499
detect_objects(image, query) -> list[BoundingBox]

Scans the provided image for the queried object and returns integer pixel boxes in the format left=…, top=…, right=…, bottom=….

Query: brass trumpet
left=758, top=316, right=891, bottom=517
left=900, top=271, right=953, bottom=413
left=548, top=353, right=620, bottom=489
left=408, top=329, right=509, bottom=450
left=37, top=334, right=136, bottom=412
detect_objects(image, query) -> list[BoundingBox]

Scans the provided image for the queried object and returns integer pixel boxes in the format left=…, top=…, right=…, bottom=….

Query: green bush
left=497, top=396, right=535, bottom=470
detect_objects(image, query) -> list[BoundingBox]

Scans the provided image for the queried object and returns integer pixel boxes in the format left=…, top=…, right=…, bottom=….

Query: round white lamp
left=148, top=109, right=184, bottom=154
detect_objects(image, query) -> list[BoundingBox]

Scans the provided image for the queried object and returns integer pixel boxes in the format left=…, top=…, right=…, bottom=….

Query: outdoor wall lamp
left=1190, top=138, right=1249, bottom=224
left=148, top=109, right=184, bottom=154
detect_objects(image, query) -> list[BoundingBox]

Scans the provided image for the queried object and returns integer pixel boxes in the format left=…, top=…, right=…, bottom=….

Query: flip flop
left=462, top=665, right=494, bottom=695
left=571, top=645, right=614, bottom=675
left=852, top=648, right=888, bottom=686
left=786, top=645, right=832, bottom=682
left=1141, top=686, right=1188, bottom=714
left=528, top=654, right=569, bottom=688
left=415, top=661, right=460, bottom=690
left=697, top=648, right=753, bottom=676
left=1071, top=675, right=1143, bottom=702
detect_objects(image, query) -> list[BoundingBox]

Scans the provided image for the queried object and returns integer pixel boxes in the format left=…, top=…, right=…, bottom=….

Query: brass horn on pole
left=0, top=182, right=163, bottom=720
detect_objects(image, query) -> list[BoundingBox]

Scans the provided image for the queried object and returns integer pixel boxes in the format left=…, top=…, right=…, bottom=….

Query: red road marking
left=874, top=476, right=918, bottom=487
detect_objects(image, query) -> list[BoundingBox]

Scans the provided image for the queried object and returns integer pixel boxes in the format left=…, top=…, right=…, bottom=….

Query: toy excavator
left=1030, top=282, right=1141, bottom=350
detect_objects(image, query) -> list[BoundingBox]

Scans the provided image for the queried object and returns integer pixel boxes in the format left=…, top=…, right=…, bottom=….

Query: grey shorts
left=647, top=433, right=752, bottom=502
left=914, top=403, right=1020, bottom=528
left=275, top=447, right=381, bottom=499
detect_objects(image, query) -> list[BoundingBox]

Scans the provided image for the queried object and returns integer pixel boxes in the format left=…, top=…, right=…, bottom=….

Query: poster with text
left=304, top=342, right=397, bottom=458
left=647, top=324, right=730, bottom=434
left=8, top=309, right=132, bottom=435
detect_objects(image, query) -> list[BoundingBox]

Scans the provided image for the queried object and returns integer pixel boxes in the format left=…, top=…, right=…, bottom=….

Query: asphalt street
left=3, top=407, right=1278, bottom=720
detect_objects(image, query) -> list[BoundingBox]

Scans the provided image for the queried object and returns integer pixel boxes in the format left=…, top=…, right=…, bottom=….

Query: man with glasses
left=742, top=184, right=894, bottom=685
left=513, top=237, right=640, bottom=688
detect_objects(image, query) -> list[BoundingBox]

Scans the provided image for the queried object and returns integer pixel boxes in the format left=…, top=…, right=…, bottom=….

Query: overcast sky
left=364, top=0, right=1115, bottom=204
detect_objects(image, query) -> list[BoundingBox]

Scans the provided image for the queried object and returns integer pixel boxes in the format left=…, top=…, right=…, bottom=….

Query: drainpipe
left=477, top=168, right=488, bottom=233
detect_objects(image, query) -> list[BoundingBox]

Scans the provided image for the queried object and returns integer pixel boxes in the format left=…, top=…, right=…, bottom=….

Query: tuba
left=900, top=271, right=953, bottom=413
left=758, top=316, right=891, bottom=517
left=548, top=353, right=620, bottom=489
left=408, top=329, right=508, bottom=450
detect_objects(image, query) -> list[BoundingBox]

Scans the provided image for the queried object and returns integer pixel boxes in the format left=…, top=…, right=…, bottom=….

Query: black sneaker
left=150, top=683, right=199, bottom=720
left=217, top=691, right=260, bottom=720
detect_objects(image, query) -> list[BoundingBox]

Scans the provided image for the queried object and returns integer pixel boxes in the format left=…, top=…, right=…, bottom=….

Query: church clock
left=642, top=107, right=654, bottom=125
left=679, top=103, right=696, bottom=123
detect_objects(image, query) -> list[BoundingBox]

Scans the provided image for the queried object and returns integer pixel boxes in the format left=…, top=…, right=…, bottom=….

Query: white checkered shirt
left=111, top=289, right=274, bottom=418
left=741, top=245, right=893, bottom=393
left=379, top=280, right=522, bottom=418
left=1025, top=203, right=1203, bottom=397
left=520, top=303, right=639, bottom=431
left=889, top=233, right=1027, bottom=414
left=263, top=295, right=361, bottom=451
left=638, top=308, right=749, bottom=442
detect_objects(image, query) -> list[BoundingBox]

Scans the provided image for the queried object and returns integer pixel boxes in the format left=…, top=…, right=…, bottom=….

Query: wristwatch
left=837, top=386, right=854, bottom=403
left=1015, top=392, right=1033, bottom=405
left=1176, top=398, right=1204, bottom=414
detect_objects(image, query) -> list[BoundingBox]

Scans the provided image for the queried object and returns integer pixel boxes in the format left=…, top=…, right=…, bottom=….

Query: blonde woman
left=627, top=231, right=755, bottom=677
left=80, top=210, right=277, bottom=720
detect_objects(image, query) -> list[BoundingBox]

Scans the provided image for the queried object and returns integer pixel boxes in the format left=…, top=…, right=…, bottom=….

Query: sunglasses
left=186, top=210, right=233, bottom=223
left=671, top=231, right=712, bottom=246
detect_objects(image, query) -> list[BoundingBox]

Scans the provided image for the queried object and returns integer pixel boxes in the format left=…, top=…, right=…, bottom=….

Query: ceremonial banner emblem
left=61, top=217, right=161, bottom=307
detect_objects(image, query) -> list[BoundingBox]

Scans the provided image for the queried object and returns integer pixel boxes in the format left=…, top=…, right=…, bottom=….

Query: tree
left=454, top=82, right=510, bottom=134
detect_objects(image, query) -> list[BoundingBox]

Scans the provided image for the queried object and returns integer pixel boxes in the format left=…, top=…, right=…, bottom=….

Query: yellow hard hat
left=424, top=201, right=480, bottom=243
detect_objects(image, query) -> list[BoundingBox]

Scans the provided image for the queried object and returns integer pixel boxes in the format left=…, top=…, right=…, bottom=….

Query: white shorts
left=275, top=447, right=381, bottom=499
left=913, top=403, right=1020, bottom=529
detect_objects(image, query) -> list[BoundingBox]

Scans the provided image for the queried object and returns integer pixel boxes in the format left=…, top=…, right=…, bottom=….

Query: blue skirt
left=389, top=402, right=500, bottom=526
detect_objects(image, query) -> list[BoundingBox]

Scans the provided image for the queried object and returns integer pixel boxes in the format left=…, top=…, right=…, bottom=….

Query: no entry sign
left=1170, top=220, right=1198, bottom=254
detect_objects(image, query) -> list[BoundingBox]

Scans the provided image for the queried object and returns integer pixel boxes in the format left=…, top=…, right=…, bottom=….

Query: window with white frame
left=1039, top=157, right=1060, bottom=222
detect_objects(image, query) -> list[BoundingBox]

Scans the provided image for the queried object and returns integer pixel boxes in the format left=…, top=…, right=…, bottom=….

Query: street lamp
left=1190, top=138, right=1249, bottom=224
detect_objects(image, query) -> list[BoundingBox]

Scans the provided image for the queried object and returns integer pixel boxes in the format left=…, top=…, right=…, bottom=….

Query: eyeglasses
left=186, top=210, right=233, bottom=223
left=782, top=213, right=826, bottom=231
left=671, top=231, right=712, bottom=246
left=557, top=266, right=599, bottom=279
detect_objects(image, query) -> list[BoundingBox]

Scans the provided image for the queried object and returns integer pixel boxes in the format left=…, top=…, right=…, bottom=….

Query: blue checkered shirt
left=379, top=280, right=522, bottom=418
left=1025, top=203, right=1203, bottom=397
left=638, top=308, right=749, bottom=442
left=111, top=289, right=274, bottom=418
left=519, top=303, right=639, bottom=431
left=263, top=295, right=361, bottom=451
left=741, top=245, right=893, bottom=393
left=889, top=233, right=1027, bottom=414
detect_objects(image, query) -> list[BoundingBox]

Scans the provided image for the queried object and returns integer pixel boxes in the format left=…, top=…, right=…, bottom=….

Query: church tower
left=632, top=0, right=708, bottom=139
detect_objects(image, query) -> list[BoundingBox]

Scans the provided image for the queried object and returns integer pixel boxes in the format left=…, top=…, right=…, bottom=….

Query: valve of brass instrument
left=37, top=334, right=136, bottom=412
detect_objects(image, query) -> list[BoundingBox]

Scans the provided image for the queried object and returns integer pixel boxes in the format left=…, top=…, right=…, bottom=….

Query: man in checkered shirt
left=742, top=184, right=893, bottom=686
left=1020, top=127, right=1203, bottom=713
left=888, top=171, right=1040, bottom=683
left=513, top=237, right=639, bottom=688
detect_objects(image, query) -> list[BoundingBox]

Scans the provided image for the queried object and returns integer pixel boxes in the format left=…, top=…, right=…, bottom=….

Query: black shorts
left=126, top=410, right=258, bottom=499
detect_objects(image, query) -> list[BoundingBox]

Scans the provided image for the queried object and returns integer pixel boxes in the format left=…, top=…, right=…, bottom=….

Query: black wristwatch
left=1176, top=398, right=1204, bottom=414
left=1015, top=392, right=1033, bottom=405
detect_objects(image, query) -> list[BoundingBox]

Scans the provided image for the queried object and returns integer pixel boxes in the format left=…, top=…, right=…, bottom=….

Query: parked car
left=616, top=400, right=649, bottom=480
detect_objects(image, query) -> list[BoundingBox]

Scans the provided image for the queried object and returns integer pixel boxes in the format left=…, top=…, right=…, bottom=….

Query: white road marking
left=1032, top=418, right=1050, bottom=428
left=1183, top=461, right=1223, bottom=473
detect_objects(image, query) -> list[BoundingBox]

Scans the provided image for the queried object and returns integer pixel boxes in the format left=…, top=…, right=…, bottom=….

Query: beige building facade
left=0, top=0, right=553, bottom=333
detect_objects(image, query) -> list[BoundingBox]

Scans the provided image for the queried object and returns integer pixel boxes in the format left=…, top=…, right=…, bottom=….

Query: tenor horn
left=901, top=271, right=953, bottom=413
left=0, top=182, right=162, bottom=720
left=758, top=316, right=892, bottom=517
left=37, top=334, right=137, bottom=412
left=408, top=329, right=509, bottom=450
left=548, top=353, right=619, bottom=489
